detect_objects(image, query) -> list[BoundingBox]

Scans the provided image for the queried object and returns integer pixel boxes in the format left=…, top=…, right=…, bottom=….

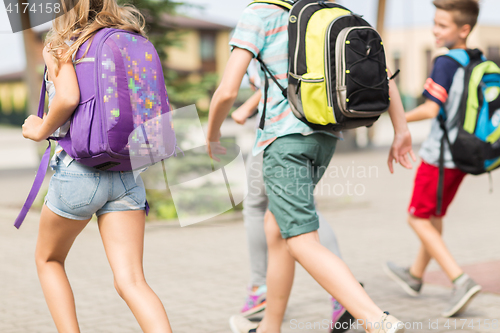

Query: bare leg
left=98, top=210, right=172, bottom=333
left=286, top=229, right=383, bottom=333
left=409, top=216, right=443, bottom=279
left=257, top=210, right=295, bottom=333
left=259, top=211, right=384, bottom=333
left=408, top=215, right=462, bottom=281
left=35, top=205, right=91, bottom=333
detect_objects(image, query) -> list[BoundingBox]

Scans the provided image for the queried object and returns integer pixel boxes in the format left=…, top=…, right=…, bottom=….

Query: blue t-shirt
left=423, top=57, right=461, bottom=107
left=229, top=3, right=340, bottom=156
left=419, top=56, right=462, bottom=168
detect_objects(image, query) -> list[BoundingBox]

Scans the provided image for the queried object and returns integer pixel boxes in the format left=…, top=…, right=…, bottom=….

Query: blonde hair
left=45, top=0, right=146, bottom=74
left=433, top=0, right=480, bottom=30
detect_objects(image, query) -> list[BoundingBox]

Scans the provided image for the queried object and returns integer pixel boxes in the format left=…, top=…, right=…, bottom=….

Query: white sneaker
left=375, top=312, right=405, bottom=333
left=229, top=315, right=259, bottom=333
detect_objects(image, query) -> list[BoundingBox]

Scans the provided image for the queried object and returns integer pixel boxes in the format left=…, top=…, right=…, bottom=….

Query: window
left=200, top=31, right=217, bottom=72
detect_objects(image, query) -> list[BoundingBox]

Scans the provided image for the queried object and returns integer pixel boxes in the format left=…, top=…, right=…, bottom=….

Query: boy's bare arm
left=207, top=48, right=253, bottom=158
left=387, top=70, right=416, bottom=173
left=406, top=99, right=441, bottom=123
left=232, top=90, right=262, bottom=125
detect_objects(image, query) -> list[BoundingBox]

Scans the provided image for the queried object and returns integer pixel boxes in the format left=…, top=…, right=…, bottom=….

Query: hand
left=387, top=130, right=416, bottom=173
left=207, top=141, right=227, bottom=162
left=206, top=131, right=226, bottom=162
left=231, top=109, right=248, bottom=125
left=22, top=115, right=45, bottom=142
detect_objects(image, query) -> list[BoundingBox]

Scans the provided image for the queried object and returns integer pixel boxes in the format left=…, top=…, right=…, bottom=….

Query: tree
left=117, top=0, right=183, bottom=60
left=376, top=0, right=387, bottom=38
left=119, top=0, right=219, bottom=115
left=19, top=0, right=44, bottom=116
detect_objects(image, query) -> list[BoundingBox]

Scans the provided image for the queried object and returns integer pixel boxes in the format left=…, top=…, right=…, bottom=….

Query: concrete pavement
left=1, top=138, right=499, bottom=332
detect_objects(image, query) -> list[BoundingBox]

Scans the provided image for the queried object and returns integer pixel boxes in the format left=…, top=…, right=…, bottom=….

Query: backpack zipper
left=293, top=2, right=318, bottom=74
left=336, top=26, right=382, bottom=117
left=335, top=27, right=350, bottom=115
left=95, top=29, right=119, bottom=151
left=325, top=15, right=350, bottom=108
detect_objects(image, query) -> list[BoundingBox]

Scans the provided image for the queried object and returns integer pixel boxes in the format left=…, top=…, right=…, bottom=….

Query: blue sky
left=1, top=0, right=500, bottom=75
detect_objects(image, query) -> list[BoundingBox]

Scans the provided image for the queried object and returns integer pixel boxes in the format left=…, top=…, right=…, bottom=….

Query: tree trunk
left=376, top=0, right=387, bottom=38
left=19, top=1, right=44, bottom=116
left=368, top=0, right=387, bottom=146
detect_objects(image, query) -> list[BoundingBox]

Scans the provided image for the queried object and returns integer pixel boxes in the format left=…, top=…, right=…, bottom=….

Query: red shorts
left=408, top=161, right=466, bottom=219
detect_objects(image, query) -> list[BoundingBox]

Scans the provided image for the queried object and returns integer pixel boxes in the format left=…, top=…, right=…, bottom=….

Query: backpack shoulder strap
left=14, top=68, right=52, bottom=229
left=249, top=0, right=295, bottom=10
left=441, top=49, right=470, bottom=67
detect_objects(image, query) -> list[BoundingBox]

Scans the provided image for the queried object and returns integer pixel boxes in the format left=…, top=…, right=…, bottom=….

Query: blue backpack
left=436, top=49, right=500, bottom=213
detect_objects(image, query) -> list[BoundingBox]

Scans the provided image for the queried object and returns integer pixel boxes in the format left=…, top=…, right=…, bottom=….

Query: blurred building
left=0, top=71, right=28, bottom=125
left=0, top=15, right=234, bottom=124
left=161, top=14, right=233, bottom=110
left=384, top=25, right=500, bottom=109
left=162, top=14, right=233, bottom=81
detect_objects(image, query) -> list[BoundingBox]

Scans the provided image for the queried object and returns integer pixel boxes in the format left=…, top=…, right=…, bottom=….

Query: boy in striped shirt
left=207, top=1, right=414, bottom=332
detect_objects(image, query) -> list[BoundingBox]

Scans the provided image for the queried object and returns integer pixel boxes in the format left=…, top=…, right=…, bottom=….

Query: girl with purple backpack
left=21, top=0, right=173, bottom=331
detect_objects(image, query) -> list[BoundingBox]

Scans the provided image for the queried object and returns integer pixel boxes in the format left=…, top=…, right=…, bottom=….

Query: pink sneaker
left=331, top=297, right=355, bottom=333
left=241, top=285, right=267, bottom=317
left=331, top=297, right=347, bottom=322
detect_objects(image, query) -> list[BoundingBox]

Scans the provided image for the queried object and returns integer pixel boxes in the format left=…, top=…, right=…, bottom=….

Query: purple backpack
left=15, top=28, right=177, bottom=228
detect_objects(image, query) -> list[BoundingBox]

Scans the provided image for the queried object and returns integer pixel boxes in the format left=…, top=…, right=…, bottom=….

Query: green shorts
left=262, top=133, right=337, bottom=239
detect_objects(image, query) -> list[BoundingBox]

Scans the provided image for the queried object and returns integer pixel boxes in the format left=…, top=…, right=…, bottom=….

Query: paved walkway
left=0, top=126, right=40, bottom=171
left=1, top=143, right=499, bottom=333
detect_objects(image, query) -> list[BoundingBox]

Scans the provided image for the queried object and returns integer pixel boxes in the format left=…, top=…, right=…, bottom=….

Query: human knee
left=286, top=232, right=318, bottom=260
left=113, top=273, right=146, bottom=298
left=34, top=250, right=65, bottom=270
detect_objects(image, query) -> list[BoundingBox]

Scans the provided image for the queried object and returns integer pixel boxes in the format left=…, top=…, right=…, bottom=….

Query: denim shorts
left=45, top=152, right=146, bottom=220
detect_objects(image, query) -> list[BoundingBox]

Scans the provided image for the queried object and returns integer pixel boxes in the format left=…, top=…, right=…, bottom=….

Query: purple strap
left=14, top=67, right=49, bottom=229
left=15, top=64, right=151, bottom=227
left=14, top=142, right=51, bottom=229
left=37, top=67, right=47, bottom=118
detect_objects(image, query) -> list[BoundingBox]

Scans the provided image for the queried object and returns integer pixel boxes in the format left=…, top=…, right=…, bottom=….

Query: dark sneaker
left=331, top=298, right=355, bottom=333
left=384, top=262, right=422, bottom=296
left=331, top=283, right=364, bottom=333
left=441, top=277, right=481, bottom=317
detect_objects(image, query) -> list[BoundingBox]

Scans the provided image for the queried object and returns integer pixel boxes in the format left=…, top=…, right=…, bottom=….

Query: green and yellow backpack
left=435, top=49, right=500, bottom=213
left=251, top=0, right=395, bottom=131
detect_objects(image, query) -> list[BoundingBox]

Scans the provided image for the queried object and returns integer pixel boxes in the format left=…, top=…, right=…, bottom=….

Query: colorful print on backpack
left=58, top=28, right=177, bottom=171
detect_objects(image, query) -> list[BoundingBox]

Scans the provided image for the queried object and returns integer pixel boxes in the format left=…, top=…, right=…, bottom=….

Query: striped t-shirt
left=229, top=3, right=340, bottom=156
